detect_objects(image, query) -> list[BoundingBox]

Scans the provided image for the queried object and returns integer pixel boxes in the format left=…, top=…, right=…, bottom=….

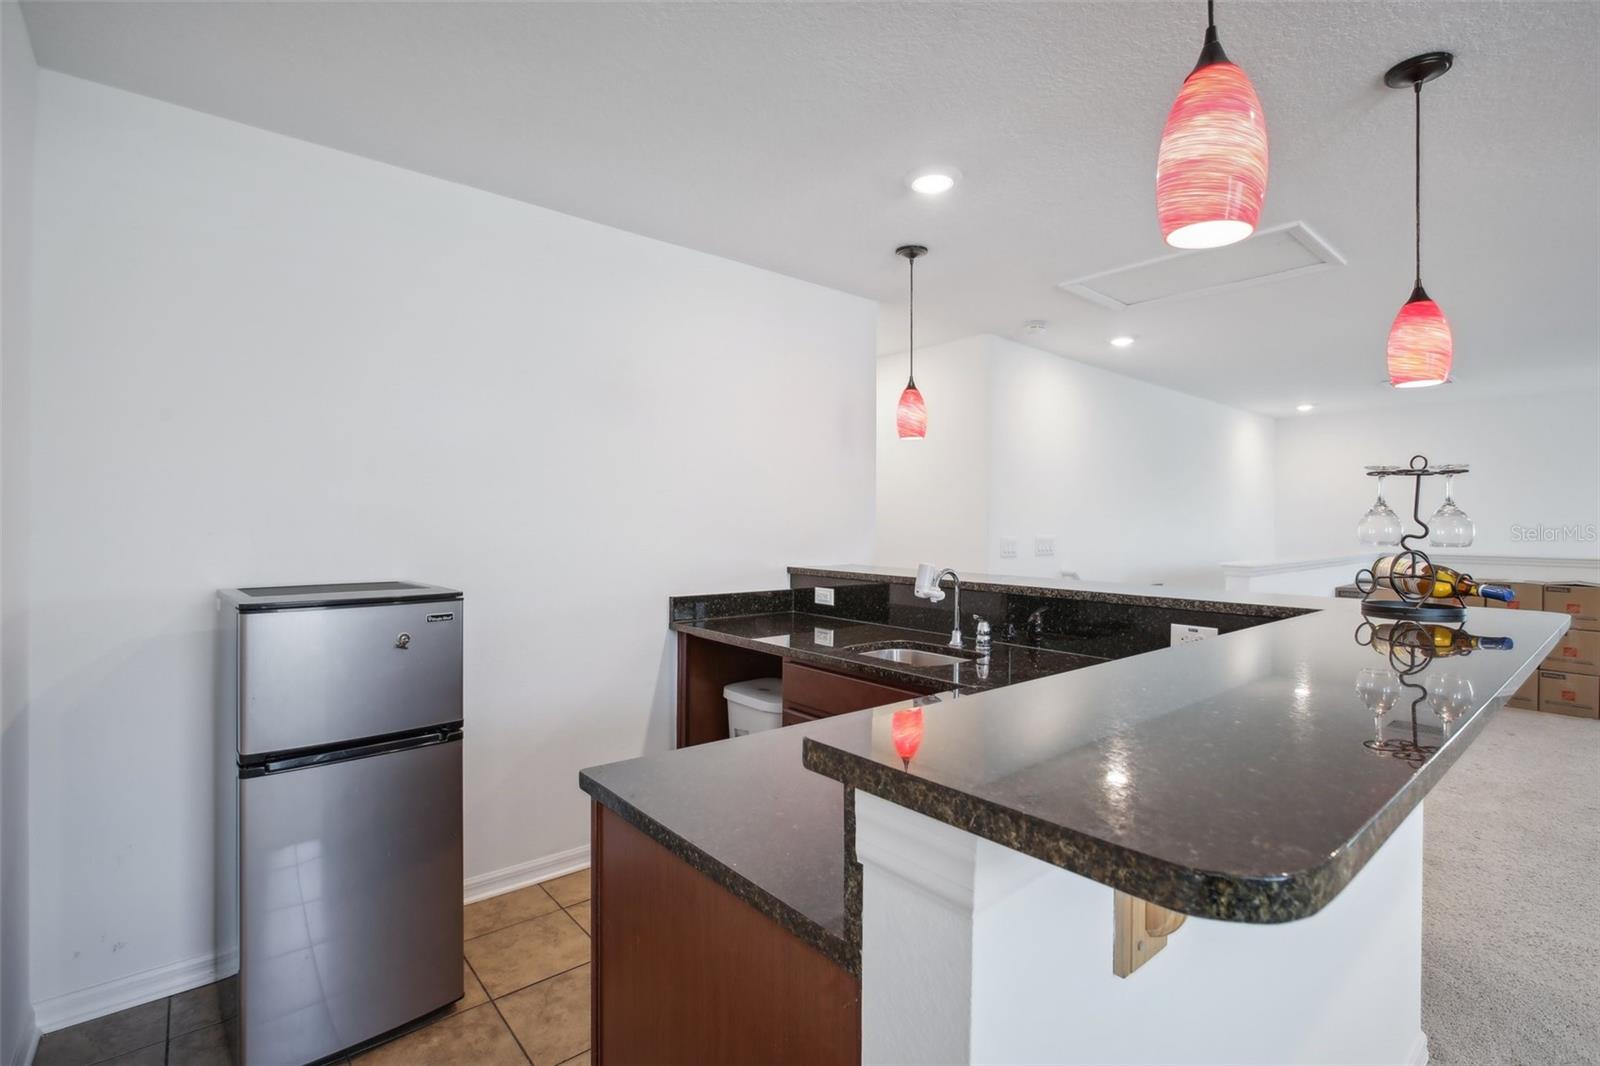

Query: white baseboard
left=463, top=844, right=590, bottom=904
left=6, top=1006, right=38, bottom=1066
left=32, top=949, right=237, bottom=1036
left=29, top=845, right=591, bottom=1039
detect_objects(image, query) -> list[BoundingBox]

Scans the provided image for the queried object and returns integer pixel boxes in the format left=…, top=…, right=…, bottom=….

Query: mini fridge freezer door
left=237, top=600, right=463, bottom=757
left=238, top=734, right=463, bottom=1065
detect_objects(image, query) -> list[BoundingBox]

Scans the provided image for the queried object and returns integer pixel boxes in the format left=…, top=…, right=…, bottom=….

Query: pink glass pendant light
left=891, top=708, right=924, bottom=770
left=896, top=383, right=927, bottom=438
left=1156, top=0, right=1269, bottom=249
left=1384, top=52, right=1455, bottom=388
left=895, top=245, right=929, bottom=439
left=1387, top=288, right=1453, bottom=388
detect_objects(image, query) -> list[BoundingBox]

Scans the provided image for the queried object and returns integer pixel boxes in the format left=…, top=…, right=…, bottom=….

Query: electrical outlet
left=1035, top=536, right=1055, bottom=557
left=1171, top=624, right=1219, bottom=646
left=999, top=537, right=1018, bottom=559
left=814, top=626, right=834, bottom=647
left=813, top=587, right=835, bottom=607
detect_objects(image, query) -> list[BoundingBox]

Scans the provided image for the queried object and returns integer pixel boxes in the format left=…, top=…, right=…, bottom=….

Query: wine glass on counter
left=1428, top=471, right=1475, bottom=548
left=1356, top=666, right=1403, bottom=721
left=1428, top=673, right=1475, bottom=737
left=1357, top=470, right=1403, bottom=547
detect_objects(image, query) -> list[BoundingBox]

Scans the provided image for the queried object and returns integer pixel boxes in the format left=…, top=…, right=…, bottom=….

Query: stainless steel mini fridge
left=217, top=582, right=464, bottom=1065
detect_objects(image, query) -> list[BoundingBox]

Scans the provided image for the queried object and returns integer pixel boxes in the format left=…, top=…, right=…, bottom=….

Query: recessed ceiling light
left=1109, top=336, right=1135, bottom=348
left=906, top=168, right=960, bottom=195
left=1296, top=403, right=1315, bottom=413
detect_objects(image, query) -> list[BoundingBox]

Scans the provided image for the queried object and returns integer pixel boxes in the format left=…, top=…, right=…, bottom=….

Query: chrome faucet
left=913, top=565, right=964, bottom=649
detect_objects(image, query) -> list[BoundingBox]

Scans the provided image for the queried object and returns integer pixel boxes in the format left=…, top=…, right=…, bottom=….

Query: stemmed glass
left=1356, top=666, right=1403, bottom=724
left=1357, top=473, right=1403, bottom=547
left=1428, top=472, right=1475, bottom=548
left=1428, top=673, right=1474, bottom=737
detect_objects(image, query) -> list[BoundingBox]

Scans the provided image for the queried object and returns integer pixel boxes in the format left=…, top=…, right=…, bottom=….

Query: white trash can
left=724, top=678, right=783, bottom=737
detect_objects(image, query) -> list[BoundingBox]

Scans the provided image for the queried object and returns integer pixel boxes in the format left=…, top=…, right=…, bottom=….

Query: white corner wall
left=1, top=2, right=36, bottom=1062
left=1273, top=391, right=1600, bottom=560
left=984, top=336, right=1275, bottom=586
left=876, top=334, right=1276, bottom=586
left=27, top=72, right=875, bottom=1016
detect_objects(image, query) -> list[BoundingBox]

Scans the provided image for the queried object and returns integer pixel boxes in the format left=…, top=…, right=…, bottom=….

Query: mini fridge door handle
left=249, top=727, right=461, bottom=777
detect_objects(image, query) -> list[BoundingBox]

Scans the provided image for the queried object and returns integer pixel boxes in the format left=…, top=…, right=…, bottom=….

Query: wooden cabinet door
left=782, top=661, right=919, bottom=722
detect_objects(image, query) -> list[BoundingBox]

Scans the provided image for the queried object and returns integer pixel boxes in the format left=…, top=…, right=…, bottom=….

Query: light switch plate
left=1035, top=536, right=1055, bottom=557
left=1000, top=537, right=1018, bottom=559
left=1171, top=624, right=1219, bottom=646
left=813, top=587, right=835, bottom=607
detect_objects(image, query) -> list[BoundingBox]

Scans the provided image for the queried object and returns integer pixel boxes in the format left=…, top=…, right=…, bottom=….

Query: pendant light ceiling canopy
left=895, top=244, right=929, bottom=440
left=1384, top=51, right=1455, bottom=389
left=1156, top=0, right=1269, bottom=249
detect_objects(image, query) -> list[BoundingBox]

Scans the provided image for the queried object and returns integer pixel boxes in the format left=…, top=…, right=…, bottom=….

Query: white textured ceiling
left=22, top=1, right=1600, bottom=415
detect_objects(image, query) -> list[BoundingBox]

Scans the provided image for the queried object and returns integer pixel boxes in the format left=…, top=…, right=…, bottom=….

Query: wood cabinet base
left=591, top=802, right=861, bottom=1064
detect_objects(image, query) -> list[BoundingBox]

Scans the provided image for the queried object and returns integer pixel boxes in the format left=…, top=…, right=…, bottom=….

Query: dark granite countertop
left=803, top=601, right=1569, bottom=926
left=580, top=568, right=1569, bottom=973
left=580, top=710, right=875, bottom=970
left=671, top=611, right=1105, bottom=693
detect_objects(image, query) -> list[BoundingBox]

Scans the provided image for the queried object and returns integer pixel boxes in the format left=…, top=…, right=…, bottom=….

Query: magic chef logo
left=426, top=612, right=456, bottom=623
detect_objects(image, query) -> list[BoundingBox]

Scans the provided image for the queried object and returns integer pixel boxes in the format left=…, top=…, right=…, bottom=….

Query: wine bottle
left=1371, top=556, right=1515, bottom=602
left=1368, top=622, right=1514, bottom=655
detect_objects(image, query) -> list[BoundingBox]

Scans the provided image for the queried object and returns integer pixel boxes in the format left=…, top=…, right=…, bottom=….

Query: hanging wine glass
left=1357, top=473, right=1403, bottom=547
left=1428, top=472, right=1475, bottom=548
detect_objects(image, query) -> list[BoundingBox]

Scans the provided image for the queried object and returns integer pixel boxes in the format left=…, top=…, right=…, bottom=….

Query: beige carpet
left=1424, top=707, right=1600, bottom=1065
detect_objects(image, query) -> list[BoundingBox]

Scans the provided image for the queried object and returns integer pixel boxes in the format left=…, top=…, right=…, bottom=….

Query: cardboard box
left=1506, top=672, right=1539, bottom=710
left=1542, top=628, right=1600, bottom=675
left=1477, top=580, right=1544, bottom=610
left=1544, top=583, right=1600, bottom=631
left=1538, top=671, right=1600, bottom=719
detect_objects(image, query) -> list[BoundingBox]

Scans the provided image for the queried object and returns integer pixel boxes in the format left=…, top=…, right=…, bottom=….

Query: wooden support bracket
left=1112, top=891, right=1188, bottom=977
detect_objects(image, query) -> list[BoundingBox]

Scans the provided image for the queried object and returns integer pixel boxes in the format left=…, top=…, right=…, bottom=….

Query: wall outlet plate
left=1171, top=624, right=1219, bottom=646
left=814, top=587, right=835, bottom=607
left=1035, top=536, right=1055, bottom=557
left=1000, top=537, right=1018, bottom=559
left=814, top=626, right=834, bottom=647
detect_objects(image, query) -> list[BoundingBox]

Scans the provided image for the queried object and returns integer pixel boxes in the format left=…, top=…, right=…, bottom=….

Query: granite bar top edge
left=788, top=564, right=1316, bottom=620
left=578, top=768, right=858, bottom=973
left=800, top=616, right=1573, bottom=924
left=668, top=588, right=794, bottom=624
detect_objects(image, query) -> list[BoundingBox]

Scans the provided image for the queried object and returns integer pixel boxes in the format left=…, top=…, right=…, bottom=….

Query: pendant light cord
left=907, top=253, right=916, bottom=386
left=1207, top=0, right=1214, bottom=29
left=1414, top=83, right=1423, bottom=287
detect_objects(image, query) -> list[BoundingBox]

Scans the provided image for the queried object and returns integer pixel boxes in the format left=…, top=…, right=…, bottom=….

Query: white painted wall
left=0, top=2, right=35, bottom=1061
left=985, top=335, right=1275, bottom=586
left=1274, top=391, right=1600, bottom=561
left=27, top=72, right=875, bottom=1013
left=876, top=334, right=1276, bottom=587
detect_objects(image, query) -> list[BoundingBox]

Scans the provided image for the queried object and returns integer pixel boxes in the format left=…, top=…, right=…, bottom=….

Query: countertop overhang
left=800, top=596, right=1569, bottom=924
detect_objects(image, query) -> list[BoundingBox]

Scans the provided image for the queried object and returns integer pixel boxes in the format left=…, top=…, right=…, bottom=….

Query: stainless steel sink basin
left=851, top=645, right=973, bottom=668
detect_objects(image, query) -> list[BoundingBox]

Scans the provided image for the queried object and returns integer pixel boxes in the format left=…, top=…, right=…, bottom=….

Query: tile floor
left=35, top=867, right=593, bottom=1066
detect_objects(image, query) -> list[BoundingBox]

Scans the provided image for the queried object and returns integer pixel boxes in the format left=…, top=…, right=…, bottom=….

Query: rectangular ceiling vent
left=1058, top=221, right=1345, bottom=310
